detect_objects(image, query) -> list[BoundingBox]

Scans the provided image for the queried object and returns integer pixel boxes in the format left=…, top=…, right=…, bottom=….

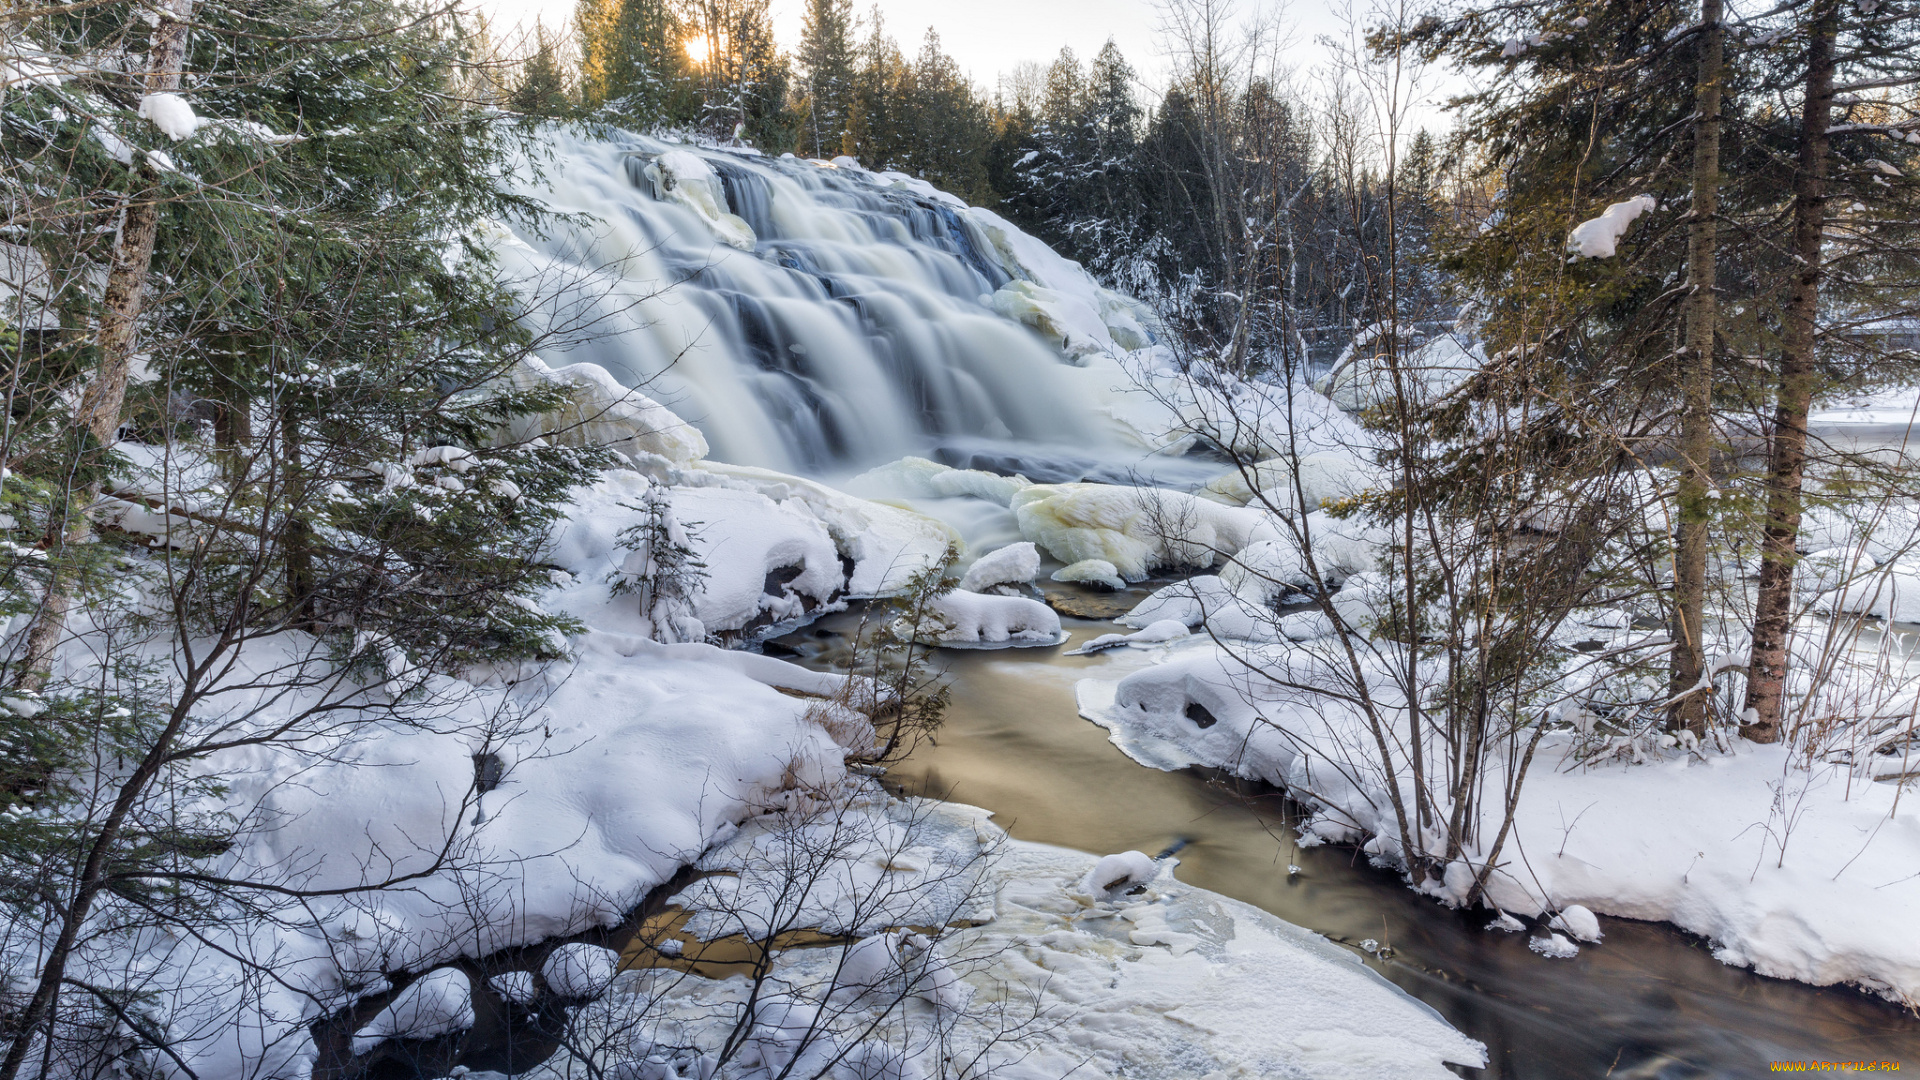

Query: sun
left=683, top=32, right=722, bottom=64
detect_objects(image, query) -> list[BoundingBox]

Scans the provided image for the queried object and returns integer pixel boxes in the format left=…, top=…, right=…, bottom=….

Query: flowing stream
left=773, top=600, right=1920, bottom=1079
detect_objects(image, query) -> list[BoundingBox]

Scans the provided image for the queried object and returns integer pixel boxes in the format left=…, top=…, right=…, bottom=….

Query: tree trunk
left=1743, top=0, right=1838, bottom=744
left=13, top=0, right=197, bottom=692
left=1668, top=0, right=1723, bottom=737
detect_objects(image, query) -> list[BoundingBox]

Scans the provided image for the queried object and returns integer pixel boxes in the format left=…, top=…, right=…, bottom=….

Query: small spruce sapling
left=610, top=486, right=709, bottom=643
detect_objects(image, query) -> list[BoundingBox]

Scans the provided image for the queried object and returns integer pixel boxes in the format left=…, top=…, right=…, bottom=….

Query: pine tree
left=799, top=0, right=857, bottom=157
left=511, top=22, right=577, bottom=118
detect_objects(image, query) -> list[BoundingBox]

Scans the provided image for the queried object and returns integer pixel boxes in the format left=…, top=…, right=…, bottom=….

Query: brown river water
left=772, top=592, right=1920, bottom=1080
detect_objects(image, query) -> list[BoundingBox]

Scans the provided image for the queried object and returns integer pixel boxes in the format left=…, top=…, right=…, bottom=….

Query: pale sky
left=474, top=0, right=1390, bottom=100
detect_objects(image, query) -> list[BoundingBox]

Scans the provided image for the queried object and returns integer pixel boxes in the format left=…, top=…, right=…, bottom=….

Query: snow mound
left=909, top=589, right=1063, bottom=648
left=544, top=942, right=619, bottom=1001
left=957, top=541, right=1039, bottom=593
left=507, top=356, right=709, bottom=467
left=1815, top=563, right=1920, bottom=623
left=1011, top=483, right=1263, bottom=581
left=139, top=92, right=199, bottom=141
left=1549, top=905, right=1603, bottom=943
left=1051, top=558, right=1125, bottom=590
left=350, top=968, right=473, bottom=1054
left=645, top=149, right=755, bottom=250
left=1321, top=336, right=1483, bottom=412
left=1079, top=850, right=1160, bottom=897
left=696, top=462, right=958, bottom=597
left=489, top=970, right=538, bottom=1005
left=1569, top=195, right=1657, bottom=259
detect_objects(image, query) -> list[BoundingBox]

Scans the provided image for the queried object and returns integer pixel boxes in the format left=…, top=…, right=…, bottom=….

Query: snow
left=1198, top=449, right=1380, bottom=510
left=534, top=801, right=1482, bottom=1080
left=1079, top=849, right=1160, bottom=896
left=489, top=970, right=539, bottom=1005
left=350, top=968, right=474, bottom=1054
left=956, top=541, right=1039, bottom=593
left=1529, top=934, right=1580, bottom=959
left=1011, top=483, right=1264, bottom=581
left=1076, top=624, right=1920, bottom=1004
left=1550, top=904, right=1603, bottom=943
left=1568, top=195, right=1658, bottom=258
left=1051, top=557, right=1126, bottom=590
left=847, top=456, right=1032, bottom=504
left=907, top=588, right=1064, bottom=648
left=138, top=92, right=199, bottom=141
left=695, top=462, right=958, bottom=597
left=1318, top=334, right=1483, bottom=412
left=506, top=356, right=710, bottom=467
left=543, top=942, right=620, bottom=1000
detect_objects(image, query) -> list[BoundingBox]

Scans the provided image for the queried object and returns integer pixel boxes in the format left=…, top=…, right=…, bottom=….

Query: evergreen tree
left=576, top=0, right=690, bottom=123
left=510, top=22, right=576, bottom=118
left=798, top=0, right=857, bottom=157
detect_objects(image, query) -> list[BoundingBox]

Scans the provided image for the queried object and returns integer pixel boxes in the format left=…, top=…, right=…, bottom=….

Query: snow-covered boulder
left=1816, top=563, right=1920, bottom=624
left=506, top=356, right=710, bottom=467
left=991, top=279, right=1110, bottom=359
left=908, top=589, right=1062, bottom=648
left=1321, top=336, right=1482, bottom=412
left=350, top=968, right=473, bottom=1054
left=957, top=542, right=1039, bottom=593
left=697, top=462, right=958, bottom=597
left=1079, top=851, right=1159, bottom=898
left=489, top=970, right=538, bottom=1005
left=1012, top=483, right=1263, bottom=581
left=1051, top=558, right=1126, bottom=591
left=543, top=943, right=619, bottom=1001
left=1549, top=905, right=1603, bottom=943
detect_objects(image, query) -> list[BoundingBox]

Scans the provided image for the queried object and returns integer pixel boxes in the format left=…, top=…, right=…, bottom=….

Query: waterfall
left=490, top=128, right=1162, bottom=479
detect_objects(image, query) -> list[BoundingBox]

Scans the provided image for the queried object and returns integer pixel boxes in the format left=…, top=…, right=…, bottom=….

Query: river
left=773, top=595, right=1920, bottom=1079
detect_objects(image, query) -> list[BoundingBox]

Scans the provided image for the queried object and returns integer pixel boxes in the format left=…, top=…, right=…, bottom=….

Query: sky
left=475, top=0, right=1388, bottom=98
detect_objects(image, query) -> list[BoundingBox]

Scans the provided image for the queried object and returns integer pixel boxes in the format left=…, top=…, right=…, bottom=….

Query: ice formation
left=1012, top=483, right=1263, bottom=581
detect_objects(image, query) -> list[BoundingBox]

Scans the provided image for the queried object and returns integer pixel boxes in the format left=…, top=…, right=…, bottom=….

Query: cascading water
left=492, top=128, right=1161, bottom=479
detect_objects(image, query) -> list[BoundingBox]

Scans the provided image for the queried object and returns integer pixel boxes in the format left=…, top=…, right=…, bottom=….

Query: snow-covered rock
left=957, top=541, right=1039, bottom=593
left=909, top=589, right=1062, bottom=648
left=507, top=356, right=710, bottom=467
left=1079, top=850, right=1160, bottom=897
left=1199, top=450, right=1379, bottom=510
left=1051, top=558, right=1126, bottom=590
left=1012, top=483, right=1263, bottom=581
left=543, top=943, right=619, bottom=1001
left=1549, top=905, right=1603, bottom=943
left=644, top=149, right=756, bottom=250
left=489, top=970, right=539, bottom=1005
left=350, top=968, right=474, bottom=1054
left=848, top=456, right=1031, bottom=504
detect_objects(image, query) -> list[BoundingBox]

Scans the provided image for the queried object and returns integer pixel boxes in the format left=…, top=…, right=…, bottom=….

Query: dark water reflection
left=774, top=603, right=1920, bottom=1079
